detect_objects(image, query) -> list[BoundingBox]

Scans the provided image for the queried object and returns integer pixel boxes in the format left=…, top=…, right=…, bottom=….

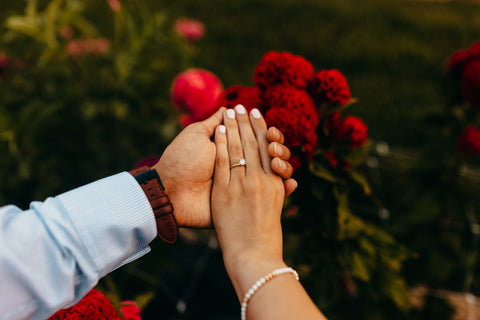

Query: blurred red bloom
left=174, top=18, right=205, bottom=42
left=339, top=116, right=368, bottom=148
left=215, top=85, right=263, bottom=111
left=59, top=26, right=74, bottom=40
left=311, top=69, right=351, bottom=105
left=172, top=69, right=223, bottom=126
left=253, top=51, right=315, bottom=90
left=325, top=150, right=338, bottom=168
left=458, top=126, right=480, bottom=155
left=120, top=301, right=141, bottom=320
left=67, top=38, right=110, bottom=57
left=48, top=289, right=120, bottom=320
left=0, top=52, right=9, bottom=81
left=107, top=0, right=121, bottom=12
left=447, top=41, right=480, bottom=109
left=460, top=60, right=480, bottom=109
left=134, top=156, right=159, bottom=168
left=324, top=112, right=367, bottom=149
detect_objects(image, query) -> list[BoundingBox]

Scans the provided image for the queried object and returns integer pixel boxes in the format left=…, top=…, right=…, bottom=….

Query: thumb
left=200, top=107, right=226, bottom=136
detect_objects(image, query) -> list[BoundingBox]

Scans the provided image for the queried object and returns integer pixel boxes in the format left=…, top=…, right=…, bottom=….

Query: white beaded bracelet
left=241, top=267, right=299, bottom=320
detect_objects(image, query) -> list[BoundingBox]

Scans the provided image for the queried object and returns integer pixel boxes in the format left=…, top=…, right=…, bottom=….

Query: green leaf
left=343, top=139, right=372, bottom=166
left=334, top=187, right=365, bottom=239
left=310, top=161, right=338, bottom=183
left=350, top=251, right=371, bottom=281
left=6, top=16, right=43, bottom=41
left=135, top=291, right=155, bottom=310
left=349, top=170, right=372, bottom=195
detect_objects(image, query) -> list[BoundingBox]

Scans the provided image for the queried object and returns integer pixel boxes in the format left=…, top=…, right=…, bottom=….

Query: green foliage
left=0, top=0, right=190, bottom=205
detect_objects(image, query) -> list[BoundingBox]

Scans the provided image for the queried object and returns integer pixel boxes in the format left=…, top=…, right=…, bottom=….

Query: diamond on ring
left=230, top=158, right=246, bottom=169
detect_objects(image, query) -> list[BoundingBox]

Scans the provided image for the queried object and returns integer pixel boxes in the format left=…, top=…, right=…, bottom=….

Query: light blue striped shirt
left=0, top=172, right=157, bottom=320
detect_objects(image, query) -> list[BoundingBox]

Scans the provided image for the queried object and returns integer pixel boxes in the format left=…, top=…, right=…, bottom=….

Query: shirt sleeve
left=0, top=172, right=157, bottom=320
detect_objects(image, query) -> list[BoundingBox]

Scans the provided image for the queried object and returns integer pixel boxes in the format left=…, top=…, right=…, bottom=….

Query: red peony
left=171, top=69, right=223, bottom=126
left=215, top=85, right=263, bottom=111
left=458, top=126, right=480, bottom=155
left=253, top=51, right=315, bottom=90
left=311, top=69, right=351, bottom=105
left=447, top=41, right=480, bottom=109
left=119, top=301, right=142, bottom=320
left=48, top=289, right=120, bottom=320
left=174, top=18, right=205, bottom=42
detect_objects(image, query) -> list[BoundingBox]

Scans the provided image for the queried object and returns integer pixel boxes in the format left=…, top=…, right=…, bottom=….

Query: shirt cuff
left=56, top=172, right=157, bottom=278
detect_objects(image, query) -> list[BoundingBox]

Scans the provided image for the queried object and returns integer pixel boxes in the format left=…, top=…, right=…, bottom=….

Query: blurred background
left=2, top=0, right=480, bottom=319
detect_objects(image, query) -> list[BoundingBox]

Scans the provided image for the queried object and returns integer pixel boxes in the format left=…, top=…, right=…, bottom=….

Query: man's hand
left=152, top=107, right=297, bottom=228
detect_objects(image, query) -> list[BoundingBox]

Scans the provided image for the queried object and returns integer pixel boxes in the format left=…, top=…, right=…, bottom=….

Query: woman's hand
left=211, top=105, right=286, bottom=297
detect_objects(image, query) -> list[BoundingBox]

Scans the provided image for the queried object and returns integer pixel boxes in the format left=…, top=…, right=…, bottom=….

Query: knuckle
left=216, top=154, right=229, bottom=167
left=245, top=136, right=259, bottom=150
left=231, top=144, right=244, bottom=156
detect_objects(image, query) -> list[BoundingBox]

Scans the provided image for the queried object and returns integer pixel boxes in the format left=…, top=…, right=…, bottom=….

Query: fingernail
left=277, top=158, right=286, bottom=170
left=219, top=125, right=226, bottom=133
left=275, top=143, right=283, bottom=156
left=273, top=127, right=280, bottom=139
left=235, top=104, right=246, bottom=114
left=227, top=109, right=235, bottom=119
left=251, top=108, right=262, bottom=119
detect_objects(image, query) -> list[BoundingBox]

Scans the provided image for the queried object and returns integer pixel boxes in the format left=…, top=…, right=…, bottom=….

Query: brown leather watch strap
left=129, top=166, right=178, bottom=244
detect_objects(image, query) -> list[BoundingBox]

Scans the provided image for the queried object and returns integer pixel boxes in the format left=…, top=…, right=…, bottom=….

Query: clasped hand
left=152, top=106, right=296, bottom=229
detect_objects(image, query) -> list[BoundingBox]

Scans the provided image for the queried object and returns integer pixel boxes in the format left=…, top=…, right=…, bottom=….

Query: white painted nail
left=227, top=109, right=235, bottom=119
left=235, top=104, right=246, bottom=114
left=251, top=108, right=262, bottom=119
left=219, top=125, right=226, bottom=133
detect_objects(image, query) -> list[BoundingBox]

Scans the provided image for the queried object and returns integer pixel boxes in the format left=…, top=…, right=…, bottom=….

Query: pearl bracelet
left=241, top=267, right=299, bottom=320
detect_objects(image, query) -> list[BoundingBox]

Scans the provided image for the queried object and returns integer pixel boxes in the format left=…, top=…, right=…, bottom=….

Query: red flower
left=253, top=51, right=315, bottom=90
left=48, top=289, right=120, bottom=320
left=216, top=85, right=263, bottom=111
left=0, top=53, right=9, bottom=81
left=447, top=41, right=480, bottom=76
left=107, top=0, right=121, bottom=12
left=134, top=156, right=159, bottom=168
left=120, top=301, right=142, bottom=320
left=288, top=153, right=304, bottom=172
left=325, top=150, right=338, bottom=168
left=264, top=107, right=317, bottom=161
left=458, top=126, right=480, bottom=155
left=174, top=18, right=205, bottom=42
left=324, top=112, right=367, bottom=149
left=339, top=116, right=368, bottom=148
left=66, top=38, right=110, bottom=57
left=460, top=61, right=480, bottom=109
left=447, top=41, right=480, bottom=109
left=263, top=85, right=319, bottom=127
left=171, top=69, right=223, bottom=126
left=311, top=69, right=351, bottom=105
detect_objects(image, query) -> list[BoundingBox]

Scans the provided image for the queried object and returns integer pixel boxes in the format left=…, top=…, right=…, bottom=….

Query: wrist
left=129, top=166, right=178, bottom=244
left=151, top=162, right=184, bottom=227
left=223, top=249, right=286, bottom=301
